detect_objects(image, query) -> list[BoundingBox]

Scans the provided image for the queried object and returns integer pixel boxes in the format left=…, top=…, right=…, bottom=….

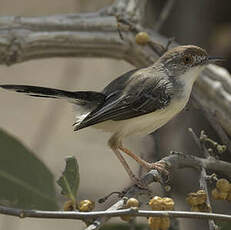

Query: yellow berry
left=218, top=192, right=228, bottom=200
left=186, top=195, right=197, bottom=206
left=216, top=178, right=231, bottom=192
left=126, top=198, right=139, bottom=208
left=197, top=203, right=211, bottom=212
left=211, top=188, right=220, bottom=200
left=191, top=206, right=200, bottom=212
left=211, top=189, right=228, bottom=200
left=162, top=197, right=174, bottom=210
left=196, top=190, right=207, bottom=204
left=160, top=217, right=170, bottom=230
left=186, top=193, right=200, bottom=206
left=192, top=203, right=210, bottom=212
left=79, top=200, right=95, bottom=212
left=186, top=190, right=207, bottom=206
left=135, top=32, right=150, bottom=45
left=149, top=196, right=163, bottom=210
left=148, top=217, right=161, bottom=230
left=120, top=215, right=131, bottom=222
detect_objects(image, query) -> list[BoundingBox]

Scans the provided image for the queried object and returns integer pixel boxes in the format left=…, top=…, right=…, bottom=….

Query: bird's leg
left=111, top=147, right=141, bottom=184
left=119, top=144, right=167, bottom=173
left=108, top=135, right=146, bottom=187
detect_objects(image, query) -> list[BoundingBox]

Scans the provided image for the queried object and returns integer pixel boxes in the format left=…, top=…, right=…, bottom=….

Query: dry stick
left=161, top=152, right=231, bottom=177
left=199, top=168, right=219, bottom=230
left=0, top=5, right=230, bottom=139
left=0, top=153, right=228, bottom=228
left=200, top=141, right=219, bottom=230
left=0, top=205, right=230, bottom=222
left=191, top=94, right=231, bottom=154
left=0, top=3, right=230, bottom=138
left=205, top=110, right=231, bottom=154
left=85, top=170, right=160, bottom=230
left=155, top=0, right=176, bottom=31
left=116, top=17, right=165, bottom=57
left=188, top=129, right=218, bottom=230
left=85, top=152, right=231, bottom=230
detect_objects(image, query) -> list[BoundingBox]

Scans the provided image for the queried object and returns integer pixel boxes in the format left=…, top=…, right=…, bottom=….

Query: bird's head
left=156, top=45, right=224, bottom=81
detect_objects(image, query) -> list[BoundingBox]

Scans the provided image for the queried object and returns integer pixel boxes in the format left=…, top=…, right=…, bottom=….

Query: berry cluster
left=148, top=196, right=175, bottom=230
left=212, top=178, right=231, bottom=201
left=186, top=190, right=210, bottom=212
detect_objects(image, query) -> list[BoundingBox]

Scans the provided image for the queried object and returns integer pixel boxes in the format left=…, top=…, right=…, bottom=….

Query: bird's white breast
left=93, top=94, right=189, bottom=138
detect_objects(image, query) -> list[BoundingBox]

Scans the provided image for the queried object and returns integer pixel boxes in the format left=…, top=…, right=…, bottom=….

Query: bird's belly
left=93, top=97, right=188, bottom=137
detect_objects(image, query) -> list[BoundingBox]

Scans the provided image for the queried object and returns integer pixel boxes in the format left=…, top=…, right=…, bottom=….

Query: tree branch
left=0, top=152, right=230, bottom=227
left=192, top=65, right=231, bottom=140
left=188, top=129, right=218, bottom=230
left=0, top=3, right=230, bottom=141
left=160, top=152, right=231, bottom=178
left=0, top=2, right=230, bottom=230
left=1, top=2, right=231, bottom=229
left=154, top=0, right=176, bottom=31
left=85, top=151, right=231, bottom=230
left=0, top=151, right=228, bottom=228
left=0, top=205, right=230, bottom=222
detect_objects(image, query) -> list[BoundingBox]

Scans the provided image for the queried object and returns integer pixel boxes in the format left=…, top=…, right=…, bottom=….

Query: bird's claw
left=144, top=162, right=168, bottom=175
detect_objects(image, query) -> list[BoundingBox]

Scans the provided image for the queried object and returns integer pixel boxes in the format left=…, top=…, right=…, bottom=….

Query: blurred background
left=0, top=0, right=231, bottom=229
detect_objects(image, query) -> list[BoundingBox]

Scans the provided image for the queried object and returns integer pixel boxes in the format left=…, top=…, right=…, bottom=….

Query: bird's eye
left=183, top=55, right=193, bottom=65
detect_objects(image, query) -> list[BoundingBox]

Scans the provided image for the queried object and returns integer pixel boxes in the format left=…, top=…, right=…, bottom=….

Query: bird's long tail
left=0, top=85, right=105, bottom=105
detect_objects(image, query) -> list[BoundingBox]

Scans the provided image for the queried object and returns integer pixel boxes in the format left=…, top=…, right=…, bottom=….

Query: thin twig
left=200, top=147, right=219, bottom=230
left=191, top=94, right=231, bottom=154
left=0, top=152, right=228, bottom=229
left=86, top=151, right=231, bottom=230
left=85, top=170, right=161, bottom=230
left=159, top=152, right=231, bottom=177
left=207, top=111, right=231, bottom=154
left=188, top=128, right=202, bottom=151
left=164, top=37, right=175, bottom=51
left=155, top=0, right=176, bottom=31
left=89, top=151, right=231, bottom=230
left=0, top=205, right=230, bottom=222
left=199, top=168, right=219, bottom=230
left=188, top=129, right=218, bottom=230
left=116, top=16, right=166, bottom=57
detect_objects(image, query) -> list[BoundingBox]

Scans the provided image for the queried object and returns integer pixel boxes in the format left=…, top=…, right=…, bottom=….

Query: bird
left=0, top=45, right=223, bottom=185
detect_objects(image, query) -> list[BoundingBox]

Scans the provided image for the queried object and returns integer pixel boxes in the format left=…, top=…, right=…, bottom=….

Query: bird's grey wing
left=102, top=68, right=140, bottom=96
left=76, top=76, right=173, bottom=130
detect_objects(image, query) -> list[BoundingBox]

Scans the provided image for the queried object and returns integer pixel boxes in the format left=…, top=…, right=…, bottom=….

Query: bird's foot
left=144, top=162, right=168, bottom=175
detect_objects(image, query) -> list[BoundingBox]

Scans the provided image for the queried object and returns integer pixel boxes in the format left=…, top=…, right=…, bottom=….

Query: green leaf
left=0, top=128, right=58, bottom=210
left=57, top=156, right=79, bottom=204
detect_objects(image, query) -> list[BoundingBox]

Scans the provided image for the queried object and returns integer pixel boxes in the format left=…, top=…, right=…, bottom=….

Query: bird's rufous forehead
left=163, top=45, right=208, bottom=59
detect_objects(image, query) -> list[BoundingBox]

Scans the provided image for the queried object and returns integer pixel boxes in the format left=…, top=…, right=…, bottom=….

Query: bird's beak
left=207, top=56, right=225, bottom=64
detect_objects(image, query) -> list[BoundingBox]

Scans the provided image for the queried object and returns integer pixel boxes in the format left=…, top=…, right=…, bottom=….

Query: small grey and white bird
left=0, top=45, right=223, bottom=184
